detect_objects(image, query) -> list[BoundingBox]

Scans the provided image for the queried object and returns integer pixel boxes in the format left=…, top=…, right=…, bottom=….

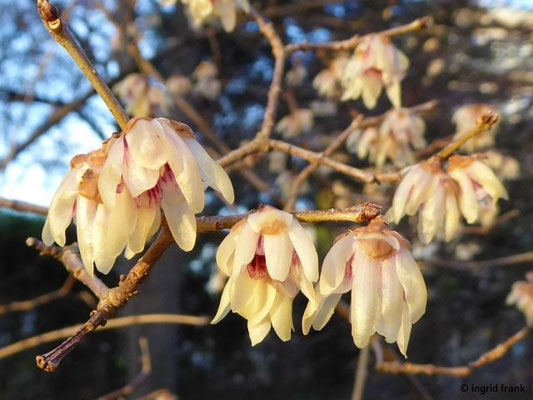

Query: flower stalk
left=37, top=0, right=129, bottom=130
left=438, top=113, right=499, bottom=160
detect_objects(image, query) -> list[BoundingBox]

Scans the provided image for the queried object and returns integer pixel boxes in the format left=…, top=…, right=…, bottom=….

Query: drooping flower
left=446, top=155, right=508, bottom=225
left=341, top=34, right=409, bottom=109
left=507, top=272, right=533, bottom=326
left=181, top=0, right=250, bottom=31
left=387, top=158, right=462, bottom=243
left=99, top=118, right=234, bottom=252
left=42, top=143, right=143, bottom=275
left=275, top=109, right=314, bottom=139
left=113, top=74, right=170, bottom=118
left=43, top=118, right=234, bottom=274
left=452, top=104, right=500, bottom=153
left=388, top=155, right=508, bottom=242
left=212, top=206, right=319, bottom=345
left=313, top=55, right=349, bottom=99
left=303, top=217, right=427, bottom=357
left=347, top=108, right=426, bottom=168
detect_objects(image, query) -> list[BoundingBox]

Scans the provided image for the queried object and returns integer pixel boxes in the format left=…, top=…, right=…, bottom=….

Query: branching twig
left=286, top=17, right=432, bottom=53
left=26, top=238, right=110, bottom=300
left=0, top=275, right=75, bottom=316
left=250, top=8, right=286, bottom=146
left=376, top=327, right=530, bottom=377
left=0, top=313, right=208, bottom=361
left=35, top=225, right=174, bottom=372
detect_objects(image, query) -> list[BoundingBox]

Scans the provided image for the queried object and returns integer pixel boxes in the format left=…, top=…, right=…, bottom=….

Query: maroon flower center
left=247, top=254, right=268, bottom=280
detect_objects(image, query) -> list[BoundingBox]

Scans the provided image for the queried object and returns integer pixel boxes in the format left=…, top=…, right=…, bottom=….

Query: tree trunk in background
left=119, top=247, right=185, bottom=395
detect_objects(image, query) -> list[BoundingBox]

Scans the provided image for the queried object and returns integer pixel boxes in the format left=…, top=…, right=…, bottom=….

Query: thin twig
left=424, top=251, right=533, bottom=270
left=376, top=327, right=530, bottom=377
left=0, top=275, right=75, bottom=316
left=37, top=0, right=129, bottom=129
left=459, top=209, right=520, bottom=235
left=250, top=8, right=286, bottom=146
left=97, top=337, right=152, bottom=400
left=0, top=314, right=208, bottom=361
left=0, top=93, right=91, bottom=171
left=35, top=225, right=174, bottom=372
left=0, top=197, right=48, bottom=215
left=352, top=345, right=370, bottom=400
left=286, top=17, right=432, bottom=53
left=26, top=238, right=110, bottom=300
left=439, top=113, right=499, bottom=159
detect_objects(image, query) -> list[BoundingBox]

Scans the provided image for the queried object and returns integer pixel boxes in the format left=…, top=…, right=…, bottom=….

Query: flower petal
left=161, top=183, right=197, bottom=252
left=288, top=220, right=319, bottom=282
left=395, top=249, right=427, bottom=323
left=445, top=192, right=460, bottom=242
left=351, top=254, right=380, bottom=348
left=184, top=138, right=235, bottom=203
left=160, top=119, right=205, bottom=213
left=126, top=206, right=157, bottom=258
left=319, top=234, right=356, bottom=296
left=450, top=169, right=479, bottom=224
left=247, top=207, right=292, bottom=234
left=126, top=119, right=168, bottom=170
left=47, top=167, right=86, bottom=246
left=98, top=139, right=124, bottom=208
left=232, top=221, right=259, bottom=274
left=302, top=293, right=342, bottom=334
left=248, top=317, right=271, bottom=346
left=468, top=161, right=508, bottom=200
left=376, top=257, right=403, bottom=343
left=270, top=293, right=293, bottom=342
left=216, top=230, right=238, bottom=276
left=396, top=302, right=412, bottom=358
left=76, top=195, right=97, bottom=275
left=211, top=279, right=232, bottom=324
left=264, top=232, right=293, bottom=282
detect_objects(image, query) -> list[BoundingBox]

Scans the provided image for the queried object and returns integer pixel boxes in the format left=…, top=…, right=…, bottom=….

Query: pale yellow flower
left=507, top=273, right=533, bottom=326
left=341, top=35, right=409, bottom=109
left=347, top=108, right=426, bottom=168
left=113, top=74, right=170, bottom=118
left=313, top=55, right=349, bottom=99
left=275, top=109, right=314, bottom=139
left=303, top=218, right=427, bottom=357
left=452, top=104, right=500, bottom=153
left=388, top=158, right=461, bottom=243
left=212, top=206, right=319, bottom=345
left=192, top=61, right=221, bottom=100
left=43, top=118, right=234, bottom=274
left=447, top=155, right=508, bottom=225
left=182, top=0, right=250, bottom=31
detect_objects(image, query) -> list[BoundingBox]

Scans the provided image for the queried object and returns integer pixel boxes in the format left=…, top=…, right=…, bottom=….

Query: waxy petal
left=127, top=119, right=168, bottom=170
left=351, top=256, right=380, bottom=348
left=395, top=250, right=427, bottom=323
left=161, top=183, right=197, bottom=252
left=270, top=293, right=293, bottom=342
left=319, top=234, right=356, bottom=296
left=185, top=138, right=235, bottom=203
left=264, top=232, right=293, bottom=282
left=288, top=220, right=319, bottom=282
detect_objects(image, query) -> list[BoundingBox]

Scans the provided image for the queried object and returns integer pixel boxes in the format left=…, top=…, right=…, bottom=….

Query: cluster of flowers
left=313, top=35, right=409, bottom=109
left=43, top=116, right=428, bottom=355
left=388, top=154, right=508, bottom=244
left=212, top=208, right=427, bottom=356
left=43, top=118, right=234, bottom=274
left=347, top=108, right=426, bottom=168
